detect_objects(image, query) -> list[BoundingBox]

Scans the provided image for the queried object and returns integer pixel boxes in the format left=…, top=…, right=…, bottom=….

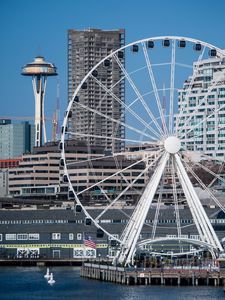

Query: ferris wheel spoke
left=151, top=183, right=163, bottom=239
left=105, top=62, right=171, bottom=89
left=76, top=156, right=148, bottom=196
left=175, top=46, right=206, bottom=134
left=66, top=146, right=161, bottom=166
left=183, top=152, right=225, bottom=187
left=141, top=42, right=168, bottom=135
left=180, top=129, right=204, bottom=145
left=181, top=156, right=225, bottom=213
left=113, top=155, right=142, bottom=196
left=175, top=167, right=205, bottom=243
left=169, top=39, right=176, bottom=134
left=178, top=76, right=224, bottom=139
left=175, top=154, right=218, bottom=247
left=180, top=103, right=225, bottom=140
left=171, top=156, right=181, bottom=237
left=94, top=152, right=163, bottom=222
left=68, top=131, right=154, bottom=145
left=128, top=87, right=171, bottom=112
left=72, top=101, right=157, bottom=141
left=112, top=53, right=165, bottom=138
left=90, top=74, right=160, bottom=139
left=175, top=62, right=193, bottom=69
left=208, top=162, right=225, bottom=188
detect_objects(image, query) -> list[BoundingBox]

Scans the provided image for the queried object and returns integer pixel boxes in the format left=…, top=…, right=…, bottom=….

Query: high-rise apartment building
left=0, top=120, right=35, bottom=159
left=67, top=28, right=125, bottom=152
left=175, top=57, right=225, bottom=158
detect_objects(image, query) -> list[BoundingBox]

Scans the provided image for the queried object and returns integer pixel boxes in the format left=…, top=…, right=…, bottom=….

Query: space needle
left=21, top=56, right=57, bottom=147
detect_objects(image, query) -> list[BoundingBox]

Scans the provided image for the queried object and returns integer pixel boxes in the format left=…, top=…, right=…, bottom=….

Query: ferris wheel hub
left=164, top=136, right=181, bottom=154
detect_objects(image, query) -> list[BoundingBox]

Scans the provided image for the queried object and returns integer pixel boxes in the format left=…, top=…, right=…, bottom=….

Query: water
left=0, top=266, right=224, bottom=300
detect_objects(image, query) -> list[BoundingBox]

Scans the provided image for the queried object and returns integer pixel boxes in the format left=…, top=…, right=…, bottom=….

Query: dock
left=81, top=263, right=225, bottom=286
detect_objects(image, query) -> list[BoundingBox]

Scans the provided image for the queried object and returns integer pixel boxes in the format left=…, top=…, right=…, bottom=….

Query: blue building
left=0, top=119, right=35, bottom=159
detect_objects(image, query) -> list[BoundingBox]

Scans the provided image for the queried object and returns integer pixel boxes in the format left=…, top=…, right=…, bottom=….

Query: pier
left=81, top=263, right=225, bottom=286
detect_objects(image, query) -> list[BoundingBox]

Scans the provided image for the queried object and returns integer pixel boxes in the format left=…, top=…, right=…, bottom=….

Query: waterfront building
left=59, top=152, right=148, bottom=205
left=8, top=140, right=148, bottom=201
left=0, top=119, right=35, bottom=159
left=175, top=57, right=225, bottom=158
left=0, top=158, right=22, bottom=197
left=0, top=206, right=224, bottom=261
left=8, top=141, right=61, bottom=197
left=0, top=158, right=22, bottom=169
left=0, top=169, right=8, bottom=197
left=67, top=28, right=125, bottom=152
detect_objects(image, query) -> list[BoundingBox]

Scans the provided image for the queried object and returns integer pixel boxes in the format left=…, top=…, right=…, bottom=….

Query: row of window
left=0, top=218, right=224, bottom=227
left=166, top=234, right=200, bottom=240
left=2, top=233, right=83, bottom=241
left=4, top=233, right=39, bottom=241
left=0, top=219, right=69, bottom=225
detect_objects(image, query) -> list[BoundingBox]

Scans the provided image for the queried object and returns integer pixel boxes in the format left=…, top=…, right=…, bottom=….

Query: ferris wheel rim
left=61, top=35, right=225, bottom=259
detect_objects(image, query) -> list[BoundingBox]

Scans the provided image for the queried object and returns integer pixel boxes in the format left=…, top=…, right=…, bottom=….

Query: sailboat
left=48, top=273, right=56, bottom=285
left=44, top=268, right=50, bottom=280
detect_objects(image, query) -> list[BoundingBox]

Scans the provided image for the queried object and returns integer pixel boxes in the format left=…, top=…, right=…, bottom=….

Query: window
left=190, top=235, right=200, bottom=240
left=52, top=233, right=61, bottom=240
left=77, top=233, right=82, bottom=240
left=29, top=233, right=39, bottom=240
left=6, top=234, right=16, bottom=240
left=69, top=233, right=74, bottom=240
left=0, top=234, right=2, bottom=241
left=180, top=235, right=188, bottom=239
left=17, top=234, right=28, bottom=240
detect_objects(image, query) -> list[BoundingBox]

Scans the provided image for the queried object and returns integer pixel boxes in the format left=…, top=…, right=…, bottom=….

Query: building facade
left=0, top=169, right=8, bottom=197
left=0, top=120, right=35, bottom=159
left=8, top=140, right=152, bottom=203
left=8, top=141, right=60, bottom=197
left=0, top=207, right=224, bottom=261
left=68, top=28, right=125, bottom=152
left=175, top=57, right=225, bottom=158
left=0, top=158, right=22, bottom=197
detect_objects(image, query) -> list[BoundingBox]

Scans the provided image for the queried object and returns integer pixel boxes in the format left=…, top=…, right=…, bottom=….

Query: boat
left=44, top=268, right=50, bottom=280
left=48, top=273, right=55, bottom=285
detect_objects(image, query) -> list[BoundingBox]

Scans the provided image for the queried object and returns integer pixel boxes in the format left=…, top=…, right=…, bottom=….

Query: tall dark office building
left=67, top=28, right=125, bottom=152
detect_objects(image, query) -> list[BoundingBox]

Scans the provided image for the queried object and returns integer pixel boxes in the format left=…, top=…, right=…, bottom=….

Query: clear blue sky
left=1, top=0, right=225, bottom=137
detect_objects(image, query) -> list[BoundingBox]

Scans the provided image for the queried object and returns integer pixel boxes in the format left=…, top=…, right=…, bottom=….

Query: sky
left=1, top=0, right=225, bottom=140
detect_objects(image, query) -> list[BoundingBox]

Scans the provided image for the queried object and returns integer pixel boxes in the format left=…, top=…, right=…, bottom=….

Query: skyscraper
left=67, top=28, right=125, bottom=152
left=175, top=57, right=225, bottom=158
left=0, top=120, right=35, bottom=159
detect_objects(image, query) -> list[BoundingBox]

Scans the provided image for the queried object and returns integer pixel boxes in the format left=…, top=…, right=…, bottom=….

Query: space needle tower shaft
left=22, top=56, right=57, bottom=147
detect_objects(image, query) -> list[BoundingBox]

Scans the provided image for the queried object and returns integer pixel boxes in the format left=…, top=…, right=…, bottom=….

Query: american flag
left=83, top=234, right=96, bottom=249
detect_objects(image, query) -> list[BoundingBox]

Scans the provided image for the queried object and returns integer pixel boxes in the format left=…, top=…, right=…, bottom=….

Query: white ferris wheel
left=61, top=36, right=225, bottom=266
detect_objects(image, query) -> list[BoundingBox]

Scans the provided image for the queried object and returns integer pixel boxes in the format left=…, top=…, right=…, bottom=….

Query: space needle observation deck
left=21, top=56, right=57, bottom=147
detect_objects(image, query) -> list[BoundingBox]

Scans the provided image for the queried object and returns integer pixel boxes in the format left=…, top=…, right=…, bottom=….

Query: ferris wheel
left=61, top=36, right=225, bottom=266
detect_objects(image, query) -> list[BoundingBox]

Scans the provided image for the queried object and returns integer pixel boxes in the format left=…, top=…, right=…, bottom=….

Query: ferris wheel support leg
left=175, top=154, right=223, bottom=253
left=116, top=152, right=169, bottom=266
